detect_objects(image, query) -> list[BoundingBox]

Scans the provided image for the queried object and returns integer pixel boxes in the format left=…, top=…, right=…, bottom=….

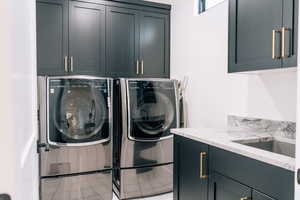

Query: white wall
left=0, top=1, right=16, bottom=197
left=295, top=1, right=300, bottom=198
left=0, top=1, right=38, bottom=200
left=170, top=0, right=297, bottom=129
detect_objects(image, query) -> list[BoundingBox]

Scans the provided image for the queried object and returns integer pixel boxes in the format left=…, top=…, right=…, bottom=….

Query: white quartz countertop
left=171, top=128, right=295, bottom=172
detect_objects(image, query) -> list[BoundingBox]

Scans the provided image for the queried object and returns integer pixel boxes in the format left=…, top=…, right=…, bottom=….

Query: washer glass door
left=128, top=80, right=178, bottom=141
left=48, top=78, right=111, bottom=146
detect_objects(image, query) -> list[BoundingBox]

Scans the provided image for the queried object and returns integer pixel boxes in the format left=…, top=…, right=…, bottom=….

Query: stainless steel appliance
left=113, top=78, right=179, bottom=199
left=38, top=76, right=113, bottom=200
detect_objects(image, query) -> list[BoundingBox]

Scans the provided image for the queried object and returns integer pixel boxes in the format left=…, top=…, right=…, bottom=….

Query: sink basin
left=234, top=137, right=295, bottom=158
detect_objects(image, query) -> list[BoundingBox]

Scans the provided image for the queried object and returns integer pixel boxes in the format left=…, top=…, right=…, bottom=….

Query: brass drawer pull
left=272, top=29, right=281, bottom=59
left=70, top=56, right=74, bottom=72
left=240, top=197, right=250, bottom=200
left=281, top=26, right=290, bottom=58
left=64, top=56, right=68, bottom=72
left=136, top=60, right=139, bottom=74
left=141, top=60, right=144, bottom=75
left=200, top=152, right=208, bottom=179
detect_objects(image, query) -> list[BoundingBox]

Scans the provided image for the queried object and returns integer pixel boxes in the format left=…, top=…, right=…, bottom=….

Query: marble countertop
left=171, top=128, right=295, bottom=171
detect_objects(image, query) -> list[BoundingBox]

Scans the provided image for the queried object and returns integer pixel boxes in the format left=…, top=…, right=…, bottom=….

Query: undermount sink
left=233, top=137, right=295, bottom=158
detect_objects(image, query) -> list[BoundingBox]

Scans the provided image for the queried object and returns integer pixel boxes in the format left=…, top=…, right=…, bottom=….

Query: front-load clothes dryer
left=113, top=78, right=179, bottom=199
left=38, top=76, right=113, bottom=200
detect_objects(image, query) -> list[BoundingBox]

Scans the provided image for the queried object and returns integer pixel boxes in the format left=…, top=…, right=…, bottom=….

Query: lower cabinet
left=209, top=173, right=251, bottom=200
left=253, top=191, right=276, bottom=200
left=209, top=173, right=275, bottom=200
left=210, top=146, right=294, bottom=200
left=174, top=135, right=294, bottom=200
left=174, top=135, right=209, bottom=200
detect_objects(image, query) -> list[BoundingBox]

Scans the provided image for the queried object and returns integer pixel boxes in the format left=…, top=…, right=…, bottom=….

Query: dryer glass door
left=128, top=80, right=178, bottom=141
left=48, top=78, right=111, bottom=146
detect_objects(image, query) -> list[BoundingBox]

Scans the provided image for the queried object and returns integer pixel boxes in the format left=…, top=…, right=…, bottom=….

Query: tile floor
left=112, top=193, right=173, bottom=200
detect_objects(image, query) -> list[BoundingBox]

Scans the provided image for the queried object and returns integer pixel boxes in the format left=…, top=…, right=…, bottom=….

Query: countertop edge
left=172, top=128, right=295, bottom=172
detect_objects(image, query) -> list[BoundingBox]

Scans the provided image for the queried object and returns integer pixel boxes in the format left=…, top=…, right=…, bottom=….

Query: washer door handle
left=37, top=142, right=50, bottom=153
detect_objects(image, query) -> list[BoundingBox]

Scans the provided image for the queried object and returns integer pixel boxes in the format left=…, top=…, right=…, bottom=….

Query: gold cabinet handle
left=240, top=197, right=250, bottom=200
left=64, top=56, right=68, bottom=72
left=272, top=29, right=281, bottom=59
left=136, top=60, right=139, bottom=74
left=281, top=26, right=290, bottom=58
left=200, top=152, right=208, bottom=179
left=70, top=56, right=74, bottom=72
left=141, top=60, right=144, bottom=75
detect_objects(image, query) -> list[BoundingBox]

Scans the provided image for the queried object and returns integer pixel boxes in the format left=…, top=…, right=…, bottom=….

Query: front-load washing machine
left=38, top=76, right=113, bottom=200
left=113, top=78, right=179, bottom=199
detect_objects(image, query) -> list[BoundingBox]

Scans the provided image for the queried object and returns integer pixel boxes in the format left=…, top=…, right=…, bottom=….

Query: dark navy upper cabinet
left=139, top=11, right=170, bottom=78
left=37, top=0, right=171, bottom=77
left=37, top=0, right=106, bottom=76
left=106, top=6, right=170, bottom=78
left=228, top=0, right=283, bottom=72
left=106, top=6, right=140, bottom=78
left=228, top=0, right=298, bottom=73
left=282, top=0, right=298, bottom=68
left=36, top=0, right=69, bottom=75
left=69, top=1, right=106, bottom=75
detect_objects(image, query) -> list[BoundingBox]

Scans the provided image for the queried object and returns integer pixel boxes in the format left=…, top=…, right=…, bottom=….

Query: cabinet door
left=139, top=12, right=170, bottom=78
left=36, top=0, right=68, bottom=75
left=253, top=190, right=275, bottom=200
left=228, top=0, right=283, bottom=72
left=282, top=0, right=298, bottom=67
left=209, top=173, right=251, bottom=200
left=174, top=136, right=209, bottom=200
left=69, top=1, right=106, bottom=75
left=106, top=6, right=139, bottom=78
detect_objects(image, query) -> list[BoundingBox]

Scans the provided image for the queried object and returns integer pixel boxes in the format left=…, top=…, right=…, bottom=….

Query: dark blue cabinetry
left=209, top=172, right=252, bottom=200
left=36, top=0, right=170, bottom=78
left=174, top=135, right=294, bottom=200
left=228, top=0, right=298, bottom=72
left=105, top=6, right=170, bottom=78
left=69, top=1, right=106, bottom=75
left=36, top=0, right=69, bottom=75
left=174, top=136, right=209, bottom=200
